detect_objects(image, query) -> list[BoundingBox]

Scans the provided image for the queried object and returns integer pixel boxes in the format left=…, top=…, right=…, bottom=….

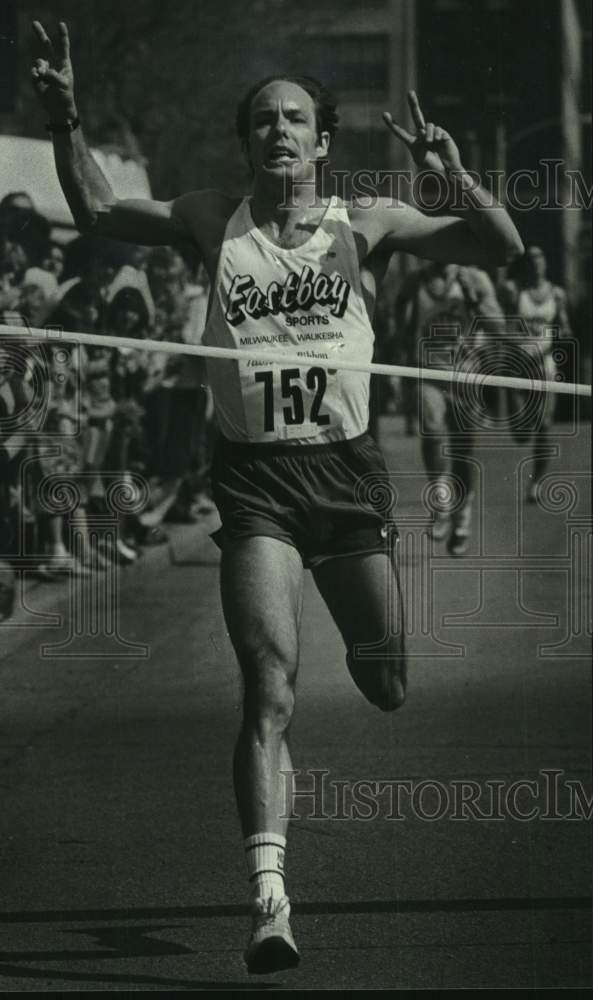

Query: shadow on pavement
left=0, top=964, right=278, bottom=990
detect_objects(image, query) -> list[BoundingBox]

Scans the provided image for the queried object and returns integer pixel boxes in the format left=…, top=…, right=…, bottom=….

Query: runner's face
left=8, top=195, right=34, bottom=211
left=44, top=246, right=64, bottom=279
left=0, top=349, right=9, bottom=388
left=1, top=239, right=27, bottom=278
left=526, top=248, right=546, bottom=281
left=247, top=81, right=329, bottom=183
left=426, top=265, right=457, bottom=298
left=115, top=306, right=142, bottom=334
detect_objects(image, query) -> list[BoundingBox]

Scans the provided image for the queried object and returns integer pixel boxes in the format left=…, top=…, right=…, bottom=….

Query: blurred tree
left=16, top=0, right=331, bottom=197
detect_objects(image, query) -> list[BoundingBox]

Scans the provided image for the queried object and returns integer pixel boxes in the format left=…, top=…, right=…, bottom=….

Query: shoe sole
left=245, top=936, right=300, bottom=975
left=46, top=566, right=92, bottom=578
left=346, top=654, right=407, bottom=712
left=447, top=533, right=470, bottom=557
left=428, top=520, right=451, bottom=541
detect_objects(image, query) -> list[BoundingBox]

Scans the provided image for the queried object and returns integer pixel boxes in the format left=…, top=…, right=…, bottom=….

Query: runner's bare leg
left=313, top=549, right=406, bottom=711
left=220, top=536, right=304, bottom=837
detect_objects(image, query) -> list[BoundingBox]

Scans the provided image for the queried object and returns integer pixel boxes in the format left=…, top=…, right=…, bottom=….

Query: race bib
left=239, top=358, right=343, bottom=440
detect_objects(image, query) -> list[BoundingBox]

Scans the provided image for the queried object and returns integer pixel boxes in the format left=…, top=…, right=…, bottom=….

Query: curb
left=0, top=512, right=221, bottom=660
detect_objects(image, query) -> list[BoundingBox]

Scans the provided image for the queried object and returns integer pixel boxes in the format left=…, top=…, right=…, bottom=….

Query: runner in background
left=395, top=261, right=503, bottom=554
left=499, top=245, right=572, bottom=502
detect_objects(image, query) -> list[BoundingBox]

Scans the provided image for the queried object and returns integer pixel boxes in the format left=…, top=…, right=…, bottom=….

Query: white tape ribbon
left=0, top=323, right=590, bottom=397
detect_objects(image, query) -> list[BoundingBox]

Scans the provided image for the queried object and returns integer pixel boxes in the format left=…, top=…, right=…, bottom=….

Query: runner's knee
left=422, top=413, right=447, bottom=436
left=346, top=641, right=407, bottom=713
left=239, top=643, right=297, bottom=735
left=420, top=386, right=447, bottom=433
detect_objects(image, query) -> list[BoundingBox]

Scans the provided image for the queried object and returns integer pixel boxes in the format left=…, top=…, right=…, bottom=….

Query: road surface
left=0, top=416, right=590, bottom=990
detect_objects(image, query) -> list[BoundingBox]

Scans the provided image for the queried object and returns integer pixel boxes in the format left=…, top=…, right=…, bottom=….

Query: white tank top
left=517, top=286, right=557, bottom=337
left=413, top=279, right=467, bottom=369
left=416, top=279, right=465, bottom=327
left=202, top=197, right=375, bottom=444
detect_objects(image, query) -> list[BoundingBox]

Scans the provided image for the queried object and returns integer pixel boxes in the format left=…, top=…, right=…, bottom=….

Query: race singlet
left=202, top=197, right=375, bottom=444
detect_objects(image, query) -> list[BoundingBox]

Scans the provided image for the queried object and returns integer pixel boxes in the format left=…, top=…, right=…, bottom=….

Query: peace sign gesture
left=31, top=21, right=77, bottom=121
left=383, top=91, right=463, bottom=175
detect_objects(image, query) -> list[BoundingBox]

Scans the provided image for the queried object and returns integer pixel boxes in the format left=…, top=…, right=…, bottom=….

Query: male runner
left=395, top=261, right=503, bottom=554
left=499, top=245, right=572, bottom=502
left=31, top=20, right=524, bottom=974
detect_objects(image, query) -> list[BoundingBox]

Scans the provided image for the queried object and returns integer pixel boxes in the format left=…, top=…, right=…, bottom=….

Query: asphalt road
left=0, top=416, right=591, bottom=990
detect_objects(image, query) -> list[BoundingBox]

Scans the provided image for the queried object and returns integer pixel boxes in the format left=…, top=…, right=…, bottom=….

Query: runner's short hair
left=236, top=75, right=339, bottom=145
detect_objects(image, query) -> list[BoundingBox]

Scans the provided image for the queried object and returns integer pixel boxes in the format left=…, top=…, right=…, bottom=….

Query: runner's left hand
left=383, top=91, right=464, bottom=174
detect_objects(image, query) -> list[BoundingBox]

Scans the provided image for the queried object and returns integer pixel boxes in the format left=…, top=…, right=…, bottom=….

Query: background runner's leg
left=533, top=389, right=556, bottom=487
left=448, top=390, right=477, bottom=553
left=312, top=550, right=406, bottom=712
left=220, top=536, right=304, bottom=838
left=450, top=429, right=475, bottom=501
left=419, top=383, right=450, bottom=486
left=419, top=383, right=452, bottom=538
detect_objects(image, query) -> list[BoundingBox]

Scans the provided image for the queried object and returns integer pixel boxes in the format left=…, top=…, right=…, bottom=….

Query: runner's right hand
left=383, top=91, right=463, bottom=175
left=0, top=275, right=21, bottom=312
left=31, top=21, right=77, bottom=121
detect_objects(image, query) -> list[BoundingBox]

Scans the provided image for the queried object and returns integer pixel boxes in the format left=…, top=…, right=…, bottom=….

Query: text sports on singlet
left=225, top=265, right=351, bottom=327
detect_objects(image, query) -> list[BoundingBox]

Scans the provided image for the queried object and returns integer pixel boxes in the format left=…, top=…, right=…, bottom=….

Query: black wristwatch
left=45, top=116, right=80, bottom=134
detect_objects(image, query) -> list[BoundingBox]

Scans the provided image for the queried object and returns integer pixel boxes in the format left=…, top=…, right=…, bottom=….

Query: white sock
left=244, top=832, right=286, bottom=902
left=454, top=491, right=475, bottom=533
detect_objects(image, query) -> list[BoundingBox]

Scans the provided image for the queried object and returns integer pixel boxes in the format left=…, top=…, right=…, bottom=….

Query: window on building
left=580, top=12, right=592, bottom=114
left=0, top=2, right=17, bottom=114
left=433, top=0, right=469, bottom=10
left=297, top=0, right=387, bottom=7
left=333, top=128, right=388, bottom=170
left=323, top=128, right=391, bottom=198
left=293, top=35, right=389, bottom=94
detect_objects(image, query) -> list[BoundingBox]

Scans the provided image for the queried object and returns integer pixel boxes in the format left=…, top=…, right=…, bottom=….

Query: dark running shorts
left=210, top=432, right=398, bottom=569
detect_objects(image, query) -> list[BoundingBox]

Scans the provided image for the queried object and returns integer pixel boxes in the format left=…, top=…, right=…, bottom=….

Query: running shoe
left=427, top=479, right=452, bottom=540
left=346, top=651, right=407, bottom=711
left=447, top=527, right=470, bottom=557
left=428, top=511, right=451, bottom=541
left=447, top=494, right=474, bottom=557
left=0, top=560, right=15, bottom=621
left=45, top=555, right=92, bottom=578
left=244, top=895, right=300, bottom=975
left=526, top=480, right=539, bottom=504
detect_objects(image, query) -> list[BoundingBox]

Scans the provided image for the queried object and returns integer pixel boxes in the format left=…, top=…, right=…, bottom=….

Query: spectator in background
left=574, top=283, right=591, bottom=419
left=0, top=192, right=36, bottom=213
left=0, top=193, right=219, bottom=589
left=1, top=223, right=29, bottom=321
left=49, top=273, right=102, bottom=333
left=41, top=241, right=65, bottom=282
left=102, top=278, right=156, bottom=556
left=36, top=281, right=104, bottom=577
left=0, top=202, right=50, bottom=272
left=185, top=264, right=216, bottom=513
left=83, top=338, right=116, bottom=519
left=20, top=266, right=59, bottom=327
left=34, top=341, right=91, bottom=578
left=144, top=247, right=208, bottom=525
left=0, top=339, right=30, bottom=580
left=369, top=289, right=399, bottom=445
left=61, top=232, right=140, bottom=305
left=0, top=214, right=42, bottom=581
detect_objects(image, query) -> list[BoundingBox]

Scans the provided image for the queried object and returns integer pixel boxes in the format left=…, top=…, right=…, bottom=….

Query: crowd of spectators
left=0, top=191, right=216, bottom=582
left=1, top=191, right=589, bottom=590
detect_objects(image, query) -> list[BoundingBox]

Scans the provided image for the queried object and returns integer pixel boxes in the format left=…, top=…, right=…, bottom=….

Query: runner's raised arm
left=356, top=91, right=525, bottom=268
left=31, top=20, right=193, bottom=248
